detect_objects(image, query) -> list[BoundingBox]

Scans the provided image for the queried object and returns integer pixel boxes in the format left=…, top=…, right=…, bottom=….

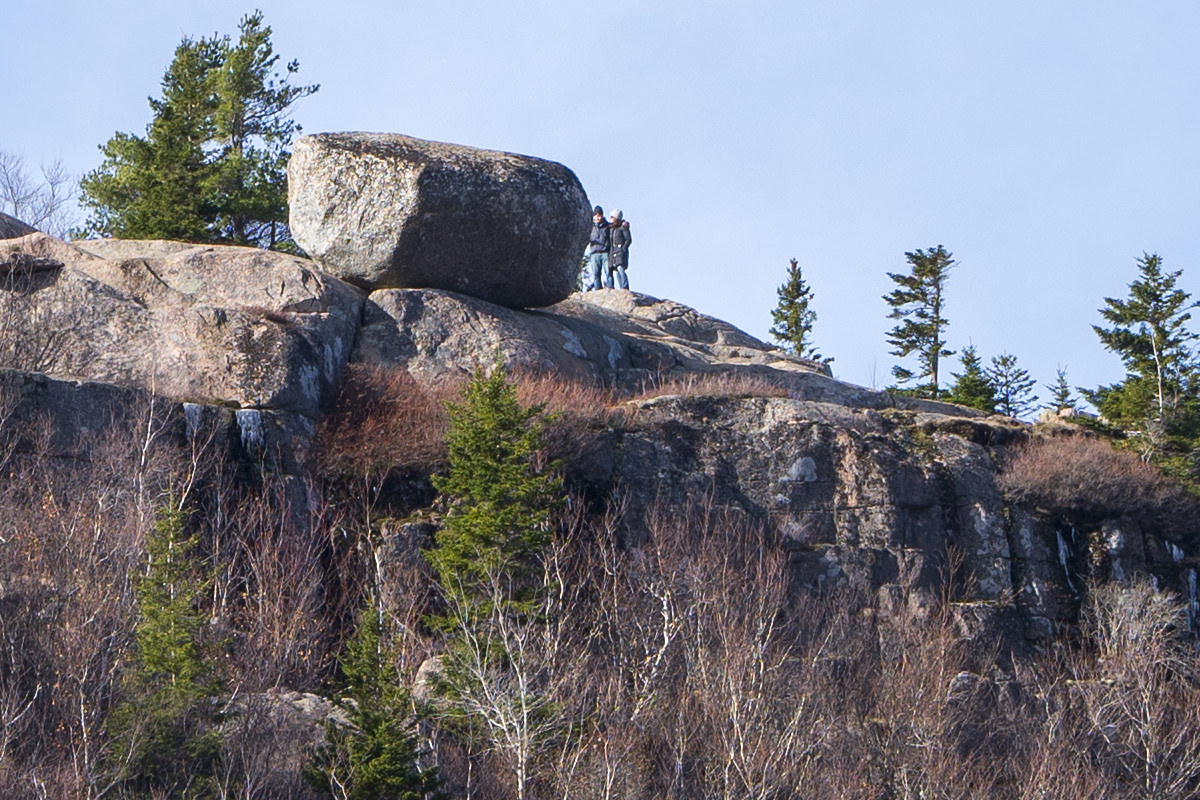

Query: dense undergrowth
left=2, top=368, right=1200, bottom=799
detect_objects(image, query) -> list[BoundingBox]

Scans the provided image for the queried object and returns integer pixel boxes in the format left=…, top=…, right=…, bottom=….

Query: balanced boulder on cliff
left=288, top=133, right=591, bottom=309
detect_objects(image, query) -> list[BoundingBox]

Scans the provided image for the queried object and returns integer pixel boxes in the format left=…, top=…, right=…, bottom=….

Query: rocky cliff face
left=3, top=218, right=1195, bottom=651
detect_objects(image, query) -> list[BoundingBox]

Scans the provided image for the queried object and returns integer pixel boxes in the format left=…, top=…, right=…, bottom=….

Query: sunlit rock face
left=288, top=132, right=591, bottom=309
left=0, top=232, right=362, bottom=420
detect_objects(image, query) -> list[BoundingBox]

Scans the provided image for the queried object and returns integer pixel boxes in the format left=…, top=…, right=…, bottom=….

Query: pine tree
left=945, top=344, right=996, bottom=413
left=883, top=245, right=956, bottom=398
left=307, top=607, right=441, bottom=800
left=80, top=12, right=316, bottom=248
left=209, top=11, right=318, bottom=247
left=106, top=502, right=222, bottom=799
left=80, top=37, right=223, bottom=242
left=423, top=360, right=563, bottom=800
left=1089, top=253, right=1198, bottom=429
left=1045, top=366, right=1078, bottom=413
left=988, top=352, right=1039, bottom=419
left=770, top=258, right=829, bottom=363
left=426, top=359, right=561, bottom=620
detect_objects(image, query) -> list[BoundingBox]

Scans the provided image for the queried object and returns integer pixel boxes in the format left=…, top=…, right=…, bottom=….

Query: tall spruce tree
left=770, top=258, right=829, bottom=362
left=883, top=245, right=956, bottom=398
left=106, top=502, right=222, bottom=799
left=426, top=358, right=561, bottom=624
left=80, top=11, right=316, bottom=249
left=1089, top=253, right=1198, bottom=429
left=945, top=344, right=996, bottom=413
left=988, top=352, right=1039, bottom=419
left=423, top=360, right=563, bottom=797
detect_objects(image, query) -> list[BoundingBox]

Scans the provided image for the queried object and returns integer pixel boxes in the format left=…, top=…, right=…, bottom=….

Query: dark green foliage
left=79, top=11, right=317, bottom=249
left=988, top=352, right=1038, bottom=419
left=884, top=245, right=956, bottom=398
left=106, top=502, right=222, bottom=799
left=79, top=37, right=223, bottom=243
left=422, top=359, right=564, bottom=791
left=307, top=607, right=441, bottom=800
left=770, top=258, right=830, bottom=363
left=1045, top=366, right=1079, bottom=413
left=1090, top=253, right=1198, bottom=429
left=426, top=359, right=561, bottom=620
left=945, top=344, right=996, bottom=413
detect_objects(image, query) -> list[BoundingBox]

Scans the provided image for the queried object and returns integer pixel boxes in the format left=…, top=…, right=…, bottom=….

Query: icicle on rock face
left=183, top=403, right=205, bottom=441
left=1057, top=529, right=1076, bottom=593
left=235, top=409, right=265, bottom=456
left=1169, top=542, right=1186, bottom=562
left=1189, top=569, right=1198, bottom=633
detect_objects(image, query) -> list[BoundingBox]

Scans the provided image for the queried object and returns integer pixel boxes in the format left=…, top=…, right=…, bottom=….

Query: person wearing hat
left=583, top=206, right=611, bottom=291
left=608, top=208, right=631, bottom=290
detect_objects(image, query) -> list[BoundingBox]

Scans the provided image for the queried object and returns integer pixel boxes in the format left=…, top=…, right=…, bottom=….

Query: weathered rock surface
left=0, top=233, right=363, bottom=419
left=288, top=132, right=591, bottom=308
left=357, top=287, right=823, bottom=387
left=0, top=212, right=36, bottom=239
left=581, top=393, right=1193, bottom=645
left=355, top=286, right=989, bottom=416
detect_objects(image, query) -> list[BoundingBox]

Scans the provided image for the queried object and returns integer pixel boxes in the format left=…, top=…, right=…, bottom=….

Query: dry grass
left=999, top=435, right=1199, bottom=533
left=629, top=371, right=791, bottom=402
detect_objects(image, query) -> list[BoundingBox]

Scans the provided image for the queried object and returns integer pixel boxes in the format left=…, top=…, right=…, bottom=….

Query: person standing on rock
left=609, top=209, right=631, bottom=290
left=584, top=206, right=610, bottom=291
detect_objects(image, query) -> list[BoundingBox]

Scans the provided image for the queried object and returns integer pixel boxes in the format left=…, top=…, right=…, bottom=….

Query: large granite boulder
left=288, top=133, right=591, bottom=308
left=0, top=233, right=362, bottom=419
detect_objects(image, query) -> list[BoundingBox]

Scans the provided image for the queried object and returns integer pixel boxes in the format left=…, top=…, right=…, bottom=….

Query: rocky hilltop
left=1, top=133, right=1196, bottom=642
left=2, top=133, right=1198, bottom=799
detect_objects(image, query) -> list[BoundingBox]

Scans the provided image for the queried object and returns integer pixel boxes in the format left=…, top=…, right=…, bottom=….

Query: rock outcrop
left=4, top=220, right=1195, bottom=648
left=356, top=286, right=837, bottom=390
left=288, top=133, right=591, bottom=308
left=0, top=233, right=362, bottom=420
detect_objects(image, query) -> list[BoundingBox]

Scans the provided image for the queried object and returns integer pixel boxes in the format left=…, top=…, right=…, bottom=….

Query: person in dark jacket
left=608, top=208, right=631, bottom=290
left=584, top=206, right=610, bottom=291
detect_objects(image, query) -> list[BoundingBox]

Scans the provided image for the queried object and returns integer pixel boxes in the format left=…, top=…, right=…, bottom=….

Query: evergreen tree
left=1088, top=253, right=1198, bottom=429
left=106, top=502, right=222, bottom=799
left=883, top=245, right=956, bottom=398
left=80, top=11, right=316, bottom=249
left=988, top=352, right=1039, bottom=419
left=1045, top=366, right=1078, bottom=413
left=426, top=359, right=561, bottom=621
left=945, top=344, right=996, bottom=413
left=307, top=607, right=441, bottom=800
left=770, top=258, right=829, bottom=363
left=423, top=360, right=564, bottom=798
left=80, top=37, right=223, bottom=242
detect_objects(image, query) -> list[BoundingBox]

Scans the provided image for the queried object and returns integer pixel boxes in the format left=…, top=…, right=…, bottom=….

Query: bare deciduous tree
left=0, top=151, right=77, bottom=238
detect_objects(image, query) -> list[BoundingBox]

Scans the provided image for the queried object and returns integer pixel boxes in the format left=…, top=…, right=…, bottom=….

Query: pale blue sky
left=5, top=1, right=1200, bottom=404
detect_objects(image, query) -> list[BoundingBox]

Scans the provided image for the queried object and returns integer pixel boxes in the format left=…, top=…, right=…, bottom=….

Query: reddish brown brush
left=318, top=364, right=458, bottom=478
left=999, top=435, right=1198, bottom=531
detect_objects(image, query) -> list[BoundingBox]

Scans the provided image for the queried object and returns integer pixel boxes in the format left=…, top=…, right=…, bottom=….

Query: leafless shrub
left=0, top=392, right=191, bottom=795
left=999, top=435, right=1199, bottom=532
left=1069, top=578, right=1200, bottom=798
left=508, top=369, right=621, bottom=466
left=220, top=483, right=336, bottom=692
